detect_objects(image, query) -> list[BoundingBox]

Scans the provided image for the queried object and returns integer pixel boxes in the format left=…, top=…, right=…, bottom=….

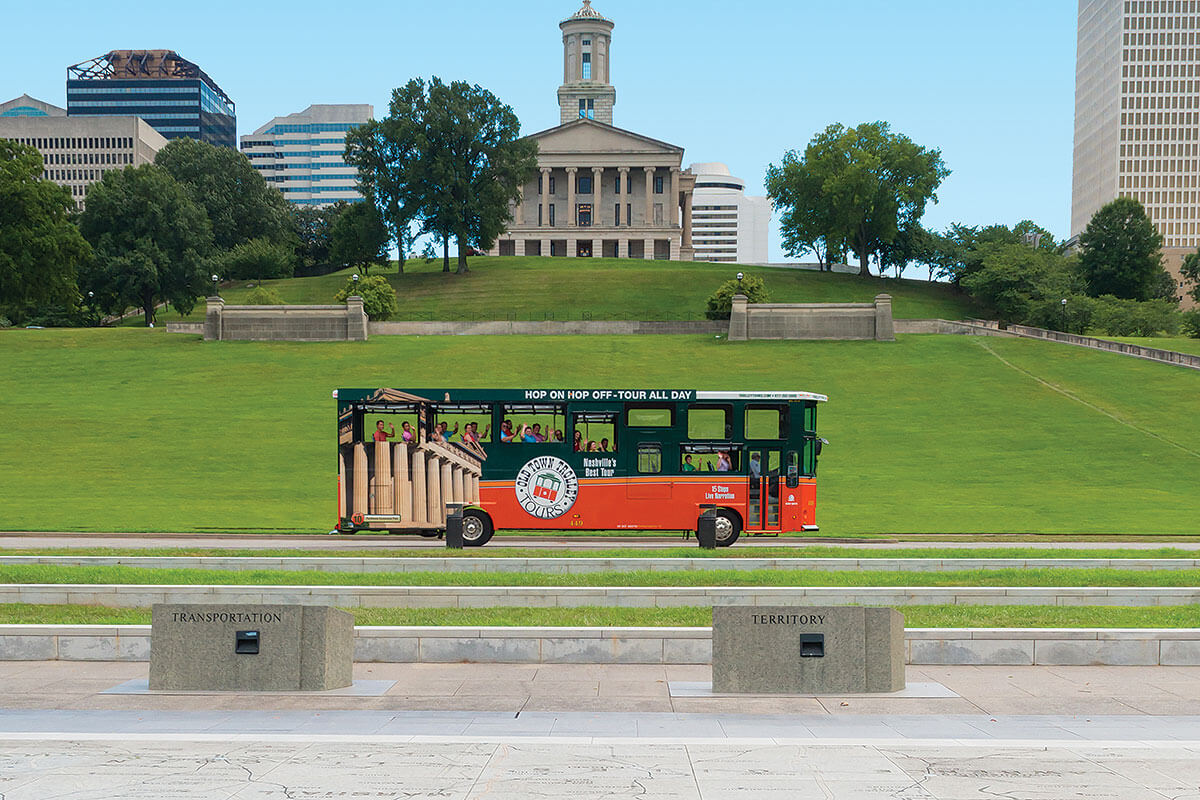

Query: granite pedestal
left=712, top=606, right=904, bottom=694
left=149, top=604, right=353, bottom=691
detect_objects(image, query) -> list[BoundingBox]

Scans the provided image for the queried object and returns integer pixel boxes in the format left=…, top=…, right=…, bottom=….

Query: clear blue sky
left=2, top=0, right=1077, bottom=263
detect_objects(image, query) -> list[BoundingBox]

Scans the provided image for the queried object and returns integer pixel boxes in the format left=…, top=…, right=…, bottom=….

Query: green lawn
left=142, top=257, right=985, bottom=324
left=1108, top=337, right=1200, bottom=356
left=4, top=604, right=1199, bottom=629
left=1, top=330, right=1198, bottom=534
left=2, top=564, right=1197, bottom=587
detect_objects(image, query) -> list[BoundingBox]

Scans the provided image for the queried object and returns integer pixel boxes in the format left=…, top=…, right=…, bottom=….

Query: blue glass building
left=66, top=50, right=235, bottom=148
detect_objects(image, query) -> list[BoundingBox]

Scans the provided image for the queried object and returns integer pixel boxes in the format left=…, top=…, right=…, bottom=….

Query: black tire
left=461, top=509, right=495, bottom=547
left=418, top=531, right=441, bottom=538
left=713, top=509, right=741, bottom=547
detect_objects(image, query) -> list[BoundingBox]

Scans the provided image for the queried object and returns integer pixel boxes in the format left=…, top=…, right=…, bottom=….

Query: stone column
left=682, top=189, right=694, bottom=248
left=729, top=293, right=750, bottom=341
left=593, top=238, right=603, bottom=258
left=643, top=167, right=654, bottom=226
left=203, top=297, right=223, bottom=341
left=338, top=453, right=346, bottom=519
left=669, top=168, right=680, bottom=226
left=874, top=294, right=896, bottom=342
left=644, top=237, right=655, bottom=260
left=394, top=442, right=411, bottom=521
left=515, top=240, right=526, bottom=257
left=617, top=167, right=629, bottom=224
left=452, top=465, right=465, bottom=504
left=514, top=189, right=524, bottom=225
left=471, top=473, right=480, bottom=503
left=566, top=167, right=577, bottom=228
left=440, top=460, right=454, bottom=520
left=410, top=450, right=427, bottom=524
left=541, top=237, right=552, bottom=257
left=592, top=166, right=604, bottom=224
left=539, top=167, right=550, bottom=227
left=427, top=456, right=442, bottom=526
left=352, top=444, right=368, bottom=516
left=371, top=440, right=393, bottom=514
left=618, top=238, right=629, bottom=258
left=345, top=296, right=367, bottom=341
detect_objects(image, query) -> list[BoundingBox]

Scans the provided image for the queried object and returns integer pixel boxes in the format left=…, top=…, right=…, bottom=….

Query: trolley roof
left=335, top=389, right=827, bottom=405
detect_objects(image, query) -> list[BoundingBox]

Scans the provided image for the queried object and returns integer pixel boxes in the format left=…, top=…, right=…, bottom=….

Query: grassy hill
left=143, top=257, right=986, bottom=324
left=1, top=328, right=1197, bottom=535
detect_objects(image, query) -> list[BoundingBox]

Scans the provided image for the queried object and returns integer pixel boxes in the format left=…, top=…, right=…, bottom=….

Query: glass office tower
left=66, top=50, right=235, bottom=148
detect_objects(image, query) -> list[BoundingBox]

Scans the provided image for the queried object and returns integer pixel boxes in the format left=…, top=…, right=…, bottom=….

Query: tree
left=329, top=201, right=390, bottom=272
left=765, top=149, right=845, bottom=270
left=769, top=122, right=948, bottom=277
left=218, top=237, right=294, bottom=281
left=705, top=276, right=769, bottom=320
left=0, top=141, right=91, bottom=311
left=1179, top=249, right=1200, bottom=304
left=78, top=165, right=212, bottom=325
left=347, top=76, right=538, bottom=276
left=1078, top=197, right=1166, bottom=301
left=291, top=203, right=344, bottom=276
left=959, top=242, right=1076, bottom=323
left=155, top=138, right=293, bottom=252
left=878, top=224, right=936, bottom=279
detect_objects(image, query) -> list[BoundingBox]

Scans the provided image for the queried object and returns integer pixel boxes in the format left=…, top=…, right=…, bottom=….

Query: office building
left=0, top=94, right=66, bottom=118
left=66, top=50, right=235, bottom=148
left=241, top=104, right=372, bottom=206
left=0, top=97, right=166, bottom=206
left=491, top=1, right=696, bottom=260
left=687, top=163, right=771, bottom=263
left=1072, top=0, right=1199, bottom=306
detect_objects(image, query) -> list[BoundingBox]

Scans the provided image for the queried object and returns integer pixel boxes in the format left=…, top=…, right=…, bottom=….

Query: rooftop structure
left=0, top=94, right=66, bottom=118
left=688, top=163, right=771, bottom=264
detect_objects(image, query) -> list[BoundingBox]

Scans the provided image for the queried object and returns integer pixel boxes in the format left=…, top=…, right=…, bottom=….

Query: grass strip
left=4, top=546, right=1200, bottom=560
left=3, top=564, right=1200, bottom=587
left=5, top=604, right=1200, bottom=628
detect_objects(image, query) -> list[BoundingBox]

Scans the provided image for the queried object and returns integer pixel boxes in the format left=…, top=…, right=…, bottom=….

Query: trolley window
left=499, top=403, right=565, bottom=444
left=687, top=405, right=731, bottom=439
left=637, top=443, right=662, bottom=474
left=627, top=406, right=673, bottom=427
left=786, top=450, right=800, bottom=488
left=432, top=403, right=492, bottom=444
left=681, top=443, right=740, bottom=473
left=745, top=405, right=789, bottom=440
left=572, top=411, right=617, bottom=452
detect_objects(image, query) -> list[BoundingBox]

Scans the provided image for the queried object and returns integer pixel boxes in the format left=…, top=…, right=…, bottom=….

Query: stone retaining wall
left=3, top=625, right=1197, bottom=666
left=728, top=294, right=895, bottom=341
left=203, top=297, right=368, bottom=341
left=893, top=319, right=1012, bottom=336
left=368, top=320, right=723, bottom=336
left=7, top=584, right=1200, bottom=607
left=1005, top=324, right=1200, bottom=370
left=5, top=556, right=1196, bottom=573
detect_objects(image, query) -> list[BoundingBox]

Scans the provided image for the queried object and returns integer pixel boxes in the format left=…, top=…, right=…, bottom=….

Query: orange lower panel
left=478, top=477, right=816, bottom=533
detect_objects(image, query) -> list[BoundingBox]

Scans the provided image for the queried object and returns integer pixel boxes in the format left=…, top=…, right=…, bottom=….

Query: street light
left=211, top=274, right=219, bottom=297
left=1061, top=298, right=1068, bottom=333
left=736, top=272, right=744, bottom=292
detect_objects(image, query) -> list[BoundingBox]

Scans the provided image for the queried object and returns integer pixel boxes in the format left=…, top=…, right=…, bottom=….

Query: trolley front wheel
left=713, top=510, right=741, bottom=547
left=461, top=509, right=495, bottom=547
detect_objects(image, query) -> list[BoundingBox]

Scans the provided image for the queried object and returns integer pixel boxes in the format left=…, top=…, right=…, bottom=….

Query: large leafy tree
left=769, top=122, right=948, bottom=277
left=291, top=203, right=344, bottom=275
left=346, top=76, right=537, bottom=275
left=1078, top=197, right=1166, bottom=301
left=330, top=200, right=390, bottom=271
left=765, top=148, right=845, bottom=270
left=154, top=138, right=293, bottom=252
left=78, top=165, right=212, bottom=325
left=0, top=140, right=91, bottom=310
left=1181, top=249, right=1200, bottom=304
left=960, top=242, right=1077, bottom=323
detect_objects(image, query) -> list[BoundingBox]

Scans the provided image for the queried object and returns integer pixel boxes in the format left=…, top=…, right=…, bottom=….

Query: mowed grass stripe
left=3, top=565, right=1200, bottom=587
left=6, top=546, right=1200, bottom=560
left=6, top=604, right=1200, bottom=629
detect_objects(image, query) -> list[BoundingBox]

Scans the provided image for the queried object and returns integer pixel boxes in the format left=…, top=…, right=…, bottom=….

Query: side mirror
left=815, top=438, right=826, bottom=456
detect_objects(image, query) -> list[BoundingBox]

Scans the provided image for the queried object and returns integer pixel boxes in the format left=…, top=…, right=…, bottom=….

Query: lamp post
left=736, top=272, right=744, bottom=293
left=86, top=291, right=96, bottom=327
left=352, top=273, right=360, bottom=293
left=211, top=274, right=219, bottom=298
left=1061, top=298, right=1068, bottom=333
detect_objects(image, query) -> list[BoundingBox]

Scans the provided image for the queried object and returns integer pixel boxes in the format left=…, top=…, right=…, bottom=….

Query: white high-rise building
left=1072, top=0, right=1198, bottom=305
left=240, top=104, right=372, bottom=206
left=687, top=163, right=771, bottom=263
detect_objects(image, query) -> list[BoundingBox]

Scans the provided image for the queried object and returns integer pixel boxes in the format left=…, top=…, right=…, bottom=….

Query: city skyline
left=0, top=0, right=1077, bottom=263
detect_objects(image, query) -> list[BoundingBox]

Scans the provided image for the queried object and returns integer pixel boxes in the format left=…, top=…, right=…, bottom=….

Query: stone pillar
left=411, top=450, right=427, bottom=524
left=427, top=456, right=442, bottom=526
left=441, top=460, right=454, bottom=520
left=592, top=166, right=604, bottom=224
left=539, top=167, right=550, bottom=227
left=452, top=465, right=464, bottom=504
left=352, top=444, right=368, bottom=516
left=345, top=296, right=368, bottom=341
left=669, top=168, right=680, bottom=226
left=729, top=293, right=750, bottom=341
left=471, top=473, right=480, bottom=504
left=338, top=453, right=346, bottom=519
left=874, top=294, right=896, bottom=342
left=682, top=189, right=694, bottom=248
left=618, top=238, right=629, bottom=258
left=566, top=167, right=577, bottom=228
left=643, top=167, right=655, bottom=225
left=617, top=167, right=629, bottom=225
left=203, top=297, right=223, bottom=341
left=541, top=238, right=552, bottom=257
left=515, top=239, right=526, bottom=257
left=394, top=442, right=411, bottom=521
left=592, top=238, right=603, bottom=258
left=514, top=187, right=524, bottom=226
left=371, top=440, right=393, bottom=514
left=567, top=237, right=577, bottom=258
left=643, top=237, right=655, bottom=260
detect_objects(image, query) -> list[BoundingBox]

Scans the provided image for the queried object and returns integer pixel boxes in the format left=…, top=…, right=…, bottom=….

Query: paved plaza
left=1, top=661, right=1199, bottom=797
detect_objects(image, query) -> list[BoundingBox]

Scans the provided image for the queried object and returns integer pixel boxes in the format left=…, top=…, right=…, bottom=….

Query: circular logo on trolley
left=514, top=456, right=579, bottom=519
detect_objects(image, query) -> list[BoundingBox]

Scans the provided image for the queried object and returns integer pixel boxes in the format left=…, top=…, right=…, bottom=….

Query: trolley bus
left=335, top=388, right=827, bottom=546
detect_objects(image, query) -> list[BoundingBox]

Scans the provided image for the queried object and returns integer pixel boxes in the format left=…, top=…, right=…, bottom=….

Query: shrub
left=335, top=275, right=398, bottom=320
left=0, top=317, right=11, bottom=328
left=218, top=238, right=295, bottom=281
left=705, top=276, right=769, bottom=320
left=1182, top=309, right=1200, bottom=339
left=244, top=286, right=285, bottom=305
left=1089, top=296, right=1180, bottom=337
left=1025, top=295, right=1095, bottom=334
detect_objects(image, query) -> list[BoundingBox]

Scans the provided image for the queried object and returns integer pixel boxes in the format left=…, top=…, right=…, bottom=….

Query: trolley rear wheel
left=713, top=510, right=741, bottom=547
